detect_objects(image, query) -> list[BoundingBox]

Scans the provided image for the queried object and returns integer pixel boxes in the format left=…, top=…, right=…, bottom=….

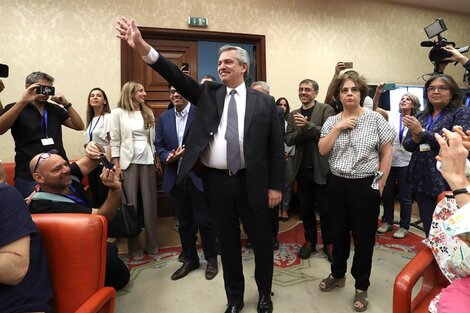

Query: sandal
left=353, top=289, right=368, bottom=312
left=319, top=274, right=346, bottom=292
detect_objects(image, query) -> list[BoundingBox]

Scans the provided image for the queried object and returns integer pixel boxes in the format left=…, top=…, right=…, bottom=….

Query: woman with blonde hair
left=84, top=87, right=111, bottom=207
left=110, top=80, right=159, bottom=258
left=373, top=88, right=421, bottom=239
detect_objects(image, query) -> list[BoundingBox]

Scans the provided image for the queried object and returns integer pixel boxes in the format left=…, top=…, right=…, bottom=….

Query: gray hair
left=251, top=81, right=270, bottom=94
left=219, top=45, right=250, bottom=78
left=25, top=71, right=54, bottom=85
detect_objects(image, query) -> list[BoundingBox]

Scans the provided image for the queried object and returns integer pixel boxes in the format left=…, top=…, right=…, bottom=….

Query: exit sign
left=188, top=16, right=208, bottom=27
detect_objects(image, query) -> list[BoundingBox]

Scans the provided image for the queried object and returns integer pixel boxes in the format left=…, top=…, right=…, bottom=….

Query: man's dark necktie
left=225, top=90, right=240, bottom=174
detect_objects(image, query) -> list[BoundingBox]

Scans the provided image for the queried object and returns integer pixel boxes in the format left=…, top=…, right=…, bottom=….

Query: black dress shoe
left=205, top=257, right=218, bottom=280
left=257, top=294, right=273, bottom=313
left=224, top=302, right=244, bottom=313
left=171, top=261, right=199, bottom=280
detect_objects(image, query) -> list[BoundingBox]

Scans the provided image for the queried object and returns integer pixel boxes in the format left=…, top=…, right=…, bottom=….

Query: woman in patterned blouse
left=318, top=72, right=395, bottom=312
left=403, top=74, right=470, bottom=237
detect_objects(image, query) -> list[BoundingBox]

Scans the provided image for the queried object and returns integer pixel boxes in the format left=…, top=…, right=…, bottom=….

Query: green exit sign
left=188, top=16, right=208, bottom=27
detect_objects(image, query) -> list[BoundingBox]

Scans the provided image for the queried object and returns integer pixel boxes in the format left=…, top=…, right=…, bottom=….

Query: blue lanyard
left=426, top=113, right=442, bottom=130
left=65, top=184, right=86, bottom=205
left=40, top=107, right=49, bottom=138
left=88, top=115, right=101, bottom=142
left=398, top=115, right=406, bottom=144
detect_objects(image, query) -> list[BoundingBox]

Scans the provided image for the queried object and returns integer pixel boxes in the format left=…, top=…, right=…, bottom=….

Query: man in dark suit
left=117, top=17, right=284, bottom=313
left=155, top=85, right=218, bottom=281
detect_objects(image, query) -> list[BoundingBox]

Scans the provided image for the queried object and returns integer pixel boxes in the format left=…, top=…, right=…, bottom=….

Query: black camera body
left=0, top=64, right=8, bottom=78
left=36, top=85, right=55, bottom=96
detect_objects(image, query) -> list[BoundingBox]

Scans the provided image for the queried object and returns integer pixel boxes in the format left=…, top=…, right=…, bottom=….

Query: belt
left=206, top=167, right=246, bottom=177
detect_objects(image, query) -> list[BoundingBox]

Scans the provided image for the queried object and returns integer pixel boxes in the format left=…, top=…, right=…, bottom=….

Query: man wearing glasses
left=28, top=144, right=130, bottom=290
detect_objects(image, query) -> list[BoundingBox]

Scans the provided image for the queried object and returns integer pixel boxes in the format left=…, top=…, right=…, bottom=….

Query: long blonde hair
left=117, top=81, right=155, bottom=129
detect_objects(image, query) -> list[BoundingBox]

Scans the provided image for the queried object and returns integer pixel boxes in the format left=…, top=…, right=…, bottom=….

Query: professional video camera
left=420, top=18, right=469, bottom=74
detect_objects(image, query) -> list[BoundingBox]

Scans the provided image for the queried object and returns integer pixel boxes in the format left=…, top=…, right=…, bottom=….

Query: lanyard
left=40, top=107, right=49, bottom=138
left=426, top=113, right=442, bottom=130
left=398, top=115, right=406, bottom=144
left=65, top=184, right=87, bottom=205
left=88, top=115, right=102, bottom=142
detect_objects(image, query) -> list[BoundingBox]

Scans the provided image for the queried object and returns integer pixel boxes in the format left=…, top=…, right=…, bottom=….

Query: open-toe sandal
left=319, top=274, right=346, bottom=292
left=353, top=290, right=368, bottom=312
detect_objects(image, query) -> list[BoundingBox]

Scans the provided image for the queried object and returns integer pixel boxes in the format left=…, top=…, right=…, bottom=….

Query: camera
left=420, top=18, right=469, bottom=74
left=36, top=85, right=55, bottom=96
left=0, top=64, right=8, bottom=78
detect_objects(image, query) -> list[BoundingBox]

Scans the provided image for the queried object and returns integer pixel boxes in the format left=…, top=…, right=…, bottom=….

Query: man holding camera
left=28, top=142, right=130, bottom=290
left=0, top=71, right=84, bottom=197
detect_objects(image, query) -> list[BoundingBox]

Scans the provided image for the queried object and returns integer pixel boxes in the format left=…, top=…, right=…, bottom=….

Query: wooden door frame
left=120, top=27, right=266, bottom=85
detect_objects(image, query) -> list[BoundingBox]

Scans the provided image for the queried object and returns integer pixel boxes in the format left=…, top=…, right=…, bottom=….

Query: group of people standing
left=1, top=14, right=470, bottom=313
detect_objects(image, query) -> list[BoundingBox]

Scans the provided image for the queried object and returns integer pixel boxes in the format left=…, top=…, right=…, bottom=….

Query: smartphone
left=36, top=85, right=55, bottom=95
left=382, top=83, right=396, bottom=91
left=99, top=154, right=114, bottom=170
left=343, top=62, right=353, bottom=69
left=181, top=63, right=189, bottom=72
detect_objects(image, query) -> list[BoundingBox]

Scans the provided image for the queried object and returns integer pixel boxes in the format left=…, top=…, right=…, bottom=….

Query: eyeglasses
left=169, top=90, right=178, bottom=95
left=427, top=86, right=450, bottom=93
left=33, top=149, right=58, bottom=173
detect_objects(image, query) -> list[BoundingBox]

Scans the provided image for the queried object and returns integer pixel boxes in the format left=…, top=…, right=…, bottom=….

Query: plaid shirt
left=321, top=110, right=395, bottom=179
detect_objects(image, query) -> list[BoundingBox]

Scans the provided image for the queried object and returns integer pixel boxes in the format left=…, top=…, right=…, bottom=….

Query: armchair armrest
left=393, top=248, right=449, bottom=313
left=75, top=287, right=115, bottom=313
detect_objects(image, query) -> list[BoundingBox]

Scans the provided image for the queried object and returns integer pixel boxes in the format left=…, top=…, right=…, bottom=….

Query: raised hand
left=115, top=16, right=150, bottom=56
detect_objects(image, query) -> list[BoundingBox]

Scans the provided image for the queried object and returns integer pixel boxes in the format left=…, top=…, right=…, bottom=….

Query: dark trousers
left=88, top=165, right=109, bottom=208
left=170, top=177, right=216, bottom=263
left=327, top=173, right=380, bottom=291
left=415, top=192, right=437, bottom=237
left=105, top=243, right=130, bottom=290
left=382, top=166, right=412, bottom=229
left=297, top=167, right=330, bottom=245
left=203, top=168, right=273, bottom=305
left=271, top=204, right=279, bottom=238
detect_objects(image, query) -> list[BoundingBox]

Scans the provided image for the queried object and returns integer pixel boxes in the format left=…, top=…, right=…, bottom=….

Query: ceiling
left=383, top=0, right=470, bottom=14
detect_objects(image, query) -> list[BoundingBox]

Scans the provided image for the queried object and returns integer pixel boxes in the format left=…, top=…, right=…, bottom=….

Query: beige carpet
left=114, top=216, right=425, bottom=313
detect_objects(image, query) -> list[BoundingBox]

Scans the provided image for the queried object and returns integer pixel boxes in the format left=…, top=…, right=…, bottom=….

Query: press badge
left=419, top=143, right=430, bottom=152
left=41, top=138, right=54, bottom=146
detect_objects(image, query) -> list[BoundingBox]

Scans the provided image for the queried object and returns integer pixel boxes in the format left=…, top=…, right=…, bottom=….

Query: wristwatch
left=452, top=185, right=470, bottom=196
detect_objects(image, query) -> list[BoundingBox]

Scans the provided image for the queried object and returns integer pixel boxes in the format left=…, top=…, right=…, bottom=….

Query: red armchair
left=393, top=191, right=452, bottom=313
left=32, top=213, right=115, bottom=313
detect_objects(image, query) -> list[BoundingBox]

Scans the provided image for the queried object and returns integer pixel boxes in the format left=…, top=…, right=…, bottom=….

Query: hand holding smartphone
left=99, top=154, right=114, bottom=170
left=382, top=83, right=396, bottom=91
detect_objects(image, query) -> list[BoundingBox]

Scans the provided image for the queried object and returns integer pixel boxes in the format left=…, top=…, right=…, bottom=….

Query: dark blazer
left=155, top=105, right=203, bottom=193
left=284, top=102, right=335, bottom=185
left=150, top=55, right=284, bottom=209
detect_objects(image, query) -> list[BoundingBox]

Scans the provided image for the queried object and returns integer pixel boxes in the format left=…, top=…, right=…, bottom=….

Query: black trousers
left=297, top=167, right=330, bottom=245
left=105, top=243, right=130, bottom=290
left=326, top=173, right=380, bottom=291
left=203, top=168, right=273, bottom=305
left=170, top=177, right=217, bottom=263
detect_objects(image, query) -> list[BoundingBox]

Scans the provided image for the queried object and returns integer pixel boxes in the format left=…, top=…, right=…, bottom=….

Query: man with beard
left=285, top=79, right=335, bottom=262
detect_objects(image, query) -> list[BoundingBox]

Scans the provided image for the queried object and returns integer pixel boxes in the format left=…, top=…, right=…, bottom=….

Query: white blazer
left=109, top=108, right=156, bottom=170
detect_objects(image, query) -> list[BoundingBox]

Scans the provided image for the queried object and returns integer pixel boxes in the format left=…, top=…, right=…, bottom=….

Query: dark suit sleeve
left=268, top=99, right=285, bottom=191
left=155, top=114, right=170, bottom=164
left=277, top=106, right=285, bottom=136
left=150, top=55, right=203, bottom=105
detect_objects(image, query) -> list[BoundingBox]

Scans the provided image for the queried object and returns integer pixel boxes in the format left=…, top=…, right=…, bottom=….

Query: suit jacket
left=155, top=105, right=203, bottom=193
left=150, top=55, right=284, bottom=209
left=284, top=102, right=335, bottom=185
left=109, top=108, right=156, bottom=170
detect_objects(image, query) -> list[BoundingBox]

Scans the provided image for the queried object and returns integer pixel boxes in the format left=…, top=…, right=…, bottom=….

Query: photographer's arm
left=51, top=94, right=84, bottom=130
left=373, top=83, right=388, bottom=120
left=442, top=45, right=470, bottom=70
left=324, top=62, right=345, bottom=104
left=0, top=84, right=38, bottom=134
left=91, top=168, right=122, bottom=221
